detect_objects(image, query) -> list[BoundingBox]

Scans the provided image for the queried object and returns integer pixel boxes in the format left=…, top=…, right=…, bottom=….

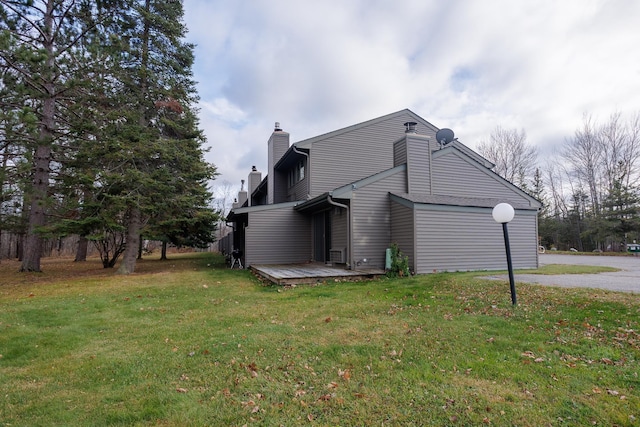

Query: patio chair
left=230, top=249, right=243, bottom=269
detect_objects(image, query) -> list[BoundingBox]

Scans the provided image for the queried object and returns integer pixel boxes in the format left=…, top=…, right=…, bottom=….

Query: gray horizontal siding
left=287, top=176, right=308, bottom=202
left=331, top=208, right=348, bottom=259
left=432, top=151, right=531, bottom=206
left=406, top=137, right=432, bottom=194
left=390, top=201, right=415, bottom=271
left=351, top=170, right=406, bottom=269
left=393, top=140, right=407, bottom=167
left=246, top=207, right=311, bottom=266
left=415, top=208, right=538, bottom=273
left=309, top=111, right=423, bottom=197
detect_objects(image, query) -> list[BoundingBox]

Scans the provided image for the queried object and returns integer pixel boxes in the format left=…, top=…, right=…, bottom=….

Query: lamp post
left=492, top=203, right=517, bottom=305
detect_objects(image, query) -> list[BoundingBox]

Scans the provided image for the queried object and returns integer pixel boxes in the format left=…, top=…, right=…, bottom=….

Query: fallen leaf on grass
left=176, top=387, right=188, bottom=393
left=338, top=369, right=351, bottom=380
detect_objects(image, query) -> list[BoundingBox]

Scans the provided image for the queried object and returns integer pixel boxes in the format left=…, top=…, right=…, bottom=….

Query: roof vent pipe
left=274, top=122, right=282, bottom=131
left=404, top=121, right=418, bottom=133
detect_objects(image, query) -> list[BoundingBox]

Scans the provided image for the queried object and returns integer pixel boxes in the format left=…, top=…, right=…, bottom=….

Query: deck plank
left=250, top=264, right=384, bottom=285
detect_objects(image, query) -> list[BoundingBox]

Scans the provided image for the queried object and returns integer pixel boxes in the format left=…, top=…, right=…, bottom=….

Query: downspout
left=327, top=195, right=351, bottom=269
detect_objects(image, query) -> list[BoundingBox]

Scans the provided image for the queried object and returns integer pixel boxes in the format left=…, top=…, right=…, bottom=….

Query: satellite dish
left=435, top=128, right=455, bottom=145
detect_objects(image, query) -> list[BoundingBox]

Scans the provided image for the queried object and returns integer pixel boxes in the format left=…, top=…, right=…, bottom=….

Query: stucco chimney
left=248, top=166, right=262, bottom=206
left=267, top=122, right=289, bottom=204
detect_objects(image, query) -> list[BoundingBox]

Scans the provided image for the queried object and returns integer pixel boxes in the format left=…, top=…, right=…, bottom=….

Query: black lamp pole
left=501, top=222, right=517, bottom=305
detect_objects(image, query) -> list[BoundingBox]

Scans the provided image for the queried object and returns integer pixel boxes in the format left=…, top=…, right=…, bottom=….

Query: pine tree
left=108, top=0, right=217, bottom=274
left=0, top=0, right=121, bottom=271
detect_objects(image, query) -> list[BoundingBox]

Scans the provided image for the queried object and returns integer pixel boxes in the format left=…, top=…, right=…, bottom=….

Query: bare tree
left=212, top=180, right=236, bottom=239
left=598, top=112, right=640, bottom=191
left=477, top=126, right=537, bottom=189
left=561, top=115, right=603, bottom=215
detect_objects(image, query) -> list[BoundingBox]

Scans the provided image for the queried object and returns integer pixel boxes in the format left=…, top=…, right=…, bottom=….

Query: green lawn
left=0, top=253, right=638, bottom=426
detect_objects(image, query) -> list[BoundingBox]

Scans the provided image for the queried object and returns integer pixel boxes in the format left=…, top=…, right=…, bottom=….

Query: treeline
left=0, top=0, right=219, bottom=273
left=478, top=112, right=640, bottom=252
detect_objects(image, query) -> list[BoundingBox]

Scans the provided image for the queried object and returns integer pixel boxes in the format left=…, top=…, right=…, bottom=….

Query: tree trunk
left=75, top=235, right=88, bottom=262
left=117, top=207, right=141, bottom=274
left=161, top=241, right=168, bottom=260
left=137, top=236, right=143, bottom=259
left=20, top=144, right=52, bottom=272
left=20, top=0, right=56, bottom=273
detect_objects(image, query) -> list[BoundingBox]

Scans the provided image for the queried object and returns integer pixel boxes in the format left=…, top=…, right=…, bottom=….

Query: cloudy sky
left=182, top=0, right=640, bottom=195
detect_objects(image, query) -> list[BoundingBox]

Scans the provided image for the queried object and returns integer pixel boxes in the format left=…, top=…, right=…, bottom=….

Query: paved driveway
left=510, top=254, right=640, bottom=293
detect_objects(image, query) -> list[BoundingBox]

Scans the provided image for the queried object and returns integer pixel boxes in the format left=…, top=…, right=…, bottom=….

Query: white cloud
left=184, top=0, right=640, bottom=192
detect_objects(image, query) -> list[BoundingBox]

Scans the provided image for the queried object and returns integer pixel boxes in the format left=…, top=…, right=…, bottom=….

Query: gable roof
left=431, top=145, right=542, bottom=209
left=293, top=109, right=438, bottom=150
left=294, top=165, right=407, bottom=213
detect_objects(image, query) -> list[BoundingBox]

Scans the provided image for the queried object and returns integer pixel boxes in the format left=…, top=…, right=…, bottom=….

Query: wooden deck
left=250, top=263, right=385, bottom=285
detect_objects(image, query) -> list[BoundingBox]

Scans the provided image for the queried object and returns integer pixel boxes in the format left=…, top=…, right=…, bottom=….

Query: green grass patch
left=517, top=264, right=620, bottom=275
left=1, top=253, right=638, bottom=426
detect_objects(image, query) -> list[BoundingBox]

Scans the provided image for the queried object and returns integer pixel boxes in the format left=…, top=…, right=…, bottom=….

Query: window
left=288, top=160, right=306, bottom=188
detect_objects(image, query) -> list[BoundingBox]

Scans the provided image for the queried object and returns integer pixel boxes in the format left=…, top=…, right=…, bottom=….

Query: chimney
left=394, top=122, right=433, bottom=194
left=267, top=121, right=289, bottom=204
left=404, top=121, right=418, bottom=134
left=237, top=179, right=247, bottom=206
left=248, top=166, right=262, bottom=206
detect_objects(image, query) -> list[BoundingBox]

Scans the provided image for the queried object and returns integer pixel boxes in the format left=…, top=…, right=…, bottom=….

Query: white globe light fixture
left=492, top=203, right=517, bottom=305
left=492, top=202, right=515, bottom=224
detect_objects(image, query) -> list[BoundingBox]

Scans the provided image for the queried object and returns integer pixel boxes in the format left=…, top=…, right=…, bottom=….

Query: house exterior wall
left=288, top=174, right=308, bottom=201
left=330, top=207, right=348, bottom=262
left=245, top=206, right=311, bottom=266
left=351, top=170, right=407, bottom=269
left=309, top=111, right=434, bottom=197
left=405, top=135, right=432, bottom=194
left=393, top=139, right=407, bottom=166
left=390, top=201, right=415, bottom=271
left=432, top=151, right=532, bottom=206
left=414, top=205, right=538, bottom=273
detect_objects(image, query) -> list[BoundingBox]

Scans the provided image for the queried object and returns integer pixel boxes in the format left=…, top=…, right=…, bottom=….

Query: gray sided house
left=225, top=109, right=542, bottom=273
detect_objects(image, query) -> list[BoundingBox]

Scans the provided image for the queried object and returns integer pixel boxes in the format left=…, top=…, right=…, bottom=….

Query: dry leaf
left=176, top=387, right=188, bottom=393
